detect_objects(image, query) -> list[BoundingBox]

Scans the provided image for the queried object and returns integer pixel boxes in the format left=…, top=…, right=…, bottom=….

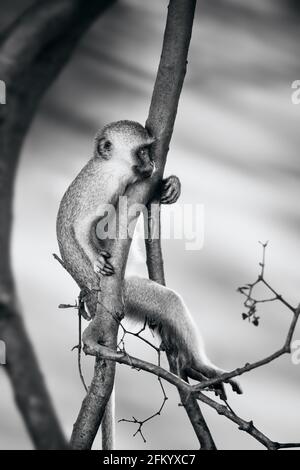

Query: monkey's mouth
left=134, top=161, right=156, bottom=179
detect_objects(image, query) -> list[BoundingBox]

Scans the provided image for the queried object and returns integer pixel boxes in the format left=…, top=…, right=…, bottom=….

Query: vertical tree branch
left=144, top=0, right=216, bottom=449
left=102, top=392, right=115, bottom=449
left=0, top=0, right=116, bottom=449
left=71, top=277, right=121, bottom=449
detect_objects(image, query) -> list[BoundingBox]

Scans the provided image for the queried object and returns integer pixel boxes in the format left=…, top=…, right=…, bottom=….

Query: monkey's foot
left=94, top=250, right=115, bottom=276
left=160, top=175, right=181, bottom=205
left=185, top=365, right=242, bottom=401
left=82, top=317, right=115, bottom=360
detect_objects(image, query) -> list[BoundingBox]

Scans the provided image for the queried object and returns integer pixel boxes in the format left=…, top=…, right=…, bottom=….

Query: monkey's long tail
left=102, top=388, right=115, bottom=449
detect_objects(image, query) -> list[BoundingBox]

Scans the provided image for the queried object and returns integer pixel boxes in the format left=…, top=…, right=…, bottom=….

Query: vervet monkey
left=56, top=121, right=241, bottom=444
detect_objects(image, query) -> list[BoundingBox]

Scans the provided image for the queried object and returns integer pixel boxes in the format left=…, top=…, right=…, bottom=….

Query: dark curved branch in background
left=0, top=0, right=116, bottom=450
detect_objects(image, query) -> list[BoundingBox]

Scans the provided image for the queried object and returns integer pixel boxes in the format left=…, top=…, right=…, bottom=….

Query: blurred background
left=0, top=0, right=300, bottom=450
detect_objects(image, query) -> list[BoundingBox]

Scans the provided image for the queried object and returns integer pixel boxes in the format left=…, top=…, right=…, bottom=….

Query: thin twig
left=76, top=303, right=88, bottom=393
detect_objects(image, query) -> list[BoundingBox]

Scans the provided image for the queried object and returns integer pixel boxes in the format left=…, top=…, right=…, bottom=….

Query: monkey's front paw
left=94, top=250, right=115, bottom=276
left=160, top=175, right=181, bottom=205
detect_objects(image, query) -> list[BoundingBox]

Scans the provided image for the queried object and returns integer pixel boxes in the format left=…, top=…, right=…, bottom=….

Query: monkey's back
left=56, top=157, right=134, bottom=300
left=56, top=159, right=108, bottom=292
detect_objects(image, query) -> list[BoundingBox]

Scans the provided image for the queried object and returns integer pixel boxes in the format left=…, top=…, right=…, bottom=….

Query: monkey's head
left=94, top=120, right=156, bottom=180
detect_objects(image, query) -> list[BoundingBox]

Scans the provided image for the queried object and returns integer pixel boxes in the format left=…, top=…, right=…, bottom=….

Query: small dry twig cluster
left=238, top=242, right=295, bottom=326
left=113, top=314, right=169, bottom=442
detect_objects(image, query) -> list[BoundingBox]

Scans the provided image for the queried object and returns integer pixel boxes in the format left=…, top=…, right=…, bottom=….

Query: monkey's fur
left=57, top=120, right=241, bottom=401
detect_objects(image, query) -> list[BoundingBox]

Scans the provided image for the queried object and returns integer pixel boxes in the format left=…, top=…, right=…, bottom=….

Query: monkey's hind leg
left=123, top=276, right=242, bottom=399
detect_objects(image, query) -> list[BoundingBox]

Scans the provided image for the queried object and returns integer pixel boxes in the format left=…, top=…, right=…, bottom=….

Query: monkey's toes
left=186, top=366, right=228, bottom=400
left=214, top=384, right=227, bottom=401
left=227, top=379, right=243, bottom=395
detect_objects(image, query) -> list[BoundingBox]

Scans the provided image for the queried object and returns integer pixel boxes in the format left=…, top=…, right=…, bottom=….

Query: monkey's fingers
left=102, top=260, right=114, bottom=272
left=96, top=252, right=115, bottom=269
left=99, top=250, right=111, bottom=259
left=163, top=180, right=172, bottom=189
left=99, top=264, right=115, bottom=275
left=163, top=175, right=180, bottom=189
left=161, top=189, right=179, bottom=204
left=97, top=251, right=115, bottom=275
left=94, top=260, right=114, bottom=276
left=99, top=269, right=114, bottom=277
left=161, top=175, right=181, bottom=205
left=160, top=188, right=173, bottom=204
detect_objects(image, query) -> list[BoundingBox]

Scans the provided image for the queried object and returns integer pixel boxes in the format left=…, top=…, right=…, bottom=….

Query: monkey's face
left=95, top=120, right=156, bottom=181
left=132, top=144, right=155, bottom=179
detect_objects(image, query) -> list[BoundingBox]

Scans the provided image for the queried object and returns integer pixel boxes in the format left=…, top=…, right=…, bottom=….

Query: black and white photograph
left=0, top=0, right=299, bottom=453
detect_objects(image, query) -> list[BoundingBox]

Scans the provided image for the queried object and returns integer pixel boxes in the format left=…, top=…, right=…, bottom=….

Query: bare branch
left=196, top=393, right=280, bottom=450
left=119, top=374, right=168, bottom=443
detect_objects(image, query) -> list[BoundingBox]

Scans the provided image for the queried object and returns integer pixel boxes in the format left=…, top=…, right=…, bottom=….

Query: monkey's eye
left=97, top=138, right=112, bottom=158
left=104, top=140, right=112, bottom=151
left=137, top=147, right=149, bottom=159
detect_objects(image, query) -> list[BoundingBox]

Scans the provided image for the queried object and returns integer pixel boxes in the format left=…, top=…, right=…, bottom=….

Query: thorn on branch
left=59, top=303, right=77, bottom=309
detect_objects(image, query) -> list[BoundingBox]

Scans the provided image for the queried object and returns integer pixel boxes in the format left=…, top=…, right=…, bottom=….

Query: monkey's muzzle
left=135, top=160, right=156, bottom=179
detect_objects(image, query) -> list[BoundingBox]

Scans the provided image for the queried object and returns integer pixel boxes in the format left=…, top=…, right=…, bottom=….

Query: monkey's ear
left=96, top=137, right=112, bottom=159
